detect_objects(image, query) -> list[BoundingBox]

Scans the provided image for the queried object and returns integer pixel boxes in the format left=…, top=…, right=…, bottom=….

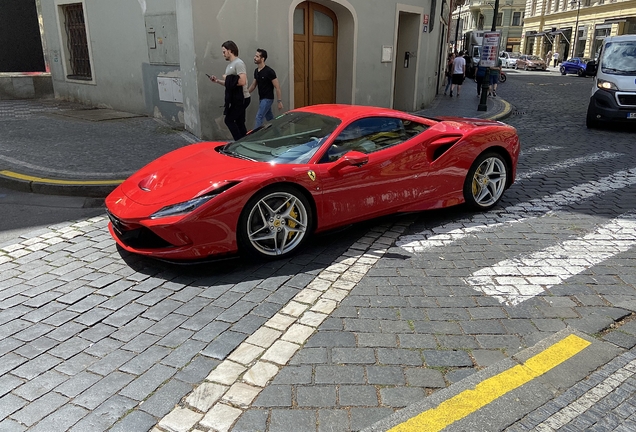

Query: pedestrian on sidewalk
left=488, top=56, right=502, bottom=97
left=475, top=60, right=488, bottom=97
left=450, top=50, right=466, bottom=97
left=545, top=50, right=552, bottom=66
left=552, top=51, right=560, bottom=67
left=248, top=48, right=283, bottom=129
left=209, top=40, right=251, bottom=140
left=444, top=52, right=455, bottom=95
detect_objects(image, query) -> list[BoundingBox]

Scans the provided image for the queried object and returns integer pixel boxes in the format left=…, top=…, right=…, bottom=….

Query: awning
left=525, top=29, right=571, bottom=44
left=605, top=19, right=626, bottom=23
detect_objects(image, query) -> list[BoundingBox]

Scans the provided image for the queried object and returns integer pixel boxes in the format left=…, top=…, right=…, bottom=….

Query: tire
left=238, top=186, right=313, bottom=259
left=463, top=152, right=508, bottom=211
left=499, top=73, right=506, bottom=83
left=586, top=105, right=600, bottom=129
left=577, top=68, right=585, bottom=77
left=514, top=64, right=518, bottom=70
left=523, top=64, right=528, bottom=71
left=560, top=66, right=566, bottom=75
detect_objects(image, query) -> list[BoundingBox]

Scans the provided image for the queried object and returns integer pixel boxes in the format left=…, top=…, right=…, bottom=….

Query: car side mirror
left=330, top=151, right=369, bottom=170
left=586, top=60, right=598, bottom=76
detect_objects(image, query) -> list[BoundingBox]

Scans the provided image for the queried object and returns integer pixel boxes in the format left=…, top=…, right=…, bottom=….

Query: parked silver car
left=500, top=52, right=521, bottom=68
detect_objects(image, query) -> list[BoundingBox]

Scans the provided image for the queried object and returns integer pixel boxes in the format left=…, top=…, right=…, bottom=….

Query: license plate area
left=628, top=113, right=636, bottom=119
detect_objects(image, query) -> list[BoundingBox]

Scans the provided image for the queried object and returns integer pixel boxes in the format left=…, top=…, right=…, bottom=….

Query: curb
left=0, top=170, right=121, bottom=198
left=487, top=97, right=513, bottom=121
left=363, top=328, right=624, bottom=432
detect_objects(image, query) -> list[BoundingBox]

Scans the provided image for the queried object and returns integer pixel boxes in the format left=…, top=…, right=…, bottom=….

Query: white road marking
left=398, top=167, right=636, bottom=253
left=520, top=145, right=564, bottom=155
left=464, top=213, right=636, bottom=305
left=515, top=151, right=621, bottom=182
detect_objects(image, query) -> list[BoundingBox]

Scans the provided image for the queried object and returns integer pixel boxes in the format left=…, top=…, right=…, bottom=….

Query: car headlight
left=150, top=181, right=239, bottom=219
left=597, top=79, right=618, bottom=91
left=150, top=195, right=215, bottom=219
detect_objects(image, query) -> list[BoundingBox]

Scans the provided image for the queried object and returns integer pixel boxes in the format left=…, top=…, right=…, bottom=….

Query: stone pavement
left=0, top=84, right=509, bottom=198
left=3, top=71, right=636, bottom=432
left=0, top=98, right=197, bottom=196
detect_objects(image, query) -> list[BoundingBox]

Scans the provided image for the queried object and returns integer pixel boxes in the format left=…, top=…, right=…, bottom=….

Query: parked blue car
left=560, top=57, right=592, bottom=77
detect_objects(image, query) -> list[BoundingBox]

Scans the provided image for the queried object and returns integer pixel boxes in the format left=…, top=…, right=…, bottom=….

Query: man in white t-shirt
left=450, top=50, right=466, bottom=97
left=209, top=40, right=251, bottom=140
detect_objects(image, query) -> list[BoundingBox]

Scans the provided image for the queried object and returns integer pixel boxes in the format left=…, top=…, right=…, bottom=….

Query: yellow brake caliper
left=287, top=203, right=298, bottom=240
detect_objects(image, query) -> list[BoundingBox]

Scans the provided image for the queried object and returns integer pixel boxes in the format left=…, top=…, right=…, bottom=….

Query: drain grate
left=511, top=110, right=526, bottom=115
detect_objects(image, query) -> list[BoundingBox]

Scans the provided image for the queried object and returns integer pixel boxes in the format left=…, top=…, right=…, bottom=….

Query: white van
left=585, top=34, right=636, bottom=129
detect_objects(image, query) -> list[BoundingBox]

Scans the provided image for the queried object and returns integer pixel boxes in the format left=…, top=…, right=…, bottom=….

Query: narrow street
left=1, top=70, right=636, bottom=432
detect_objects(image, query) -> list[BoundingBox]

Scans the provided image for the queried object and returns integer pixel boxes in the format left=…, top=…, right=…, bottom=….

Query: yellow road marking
left=389, top=334, right=591, bottom=432
left=0, top=170, right=123, bottom=186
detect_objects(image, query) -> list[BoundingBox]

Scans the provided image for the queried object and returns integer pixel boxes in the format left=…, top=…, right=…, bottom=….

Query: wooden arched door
left=293, top=2, right=337, bottom=108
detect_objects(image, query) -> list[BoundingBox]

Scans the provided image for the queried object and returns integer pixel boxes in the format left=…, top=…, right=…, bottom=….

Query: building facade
left=521, top=0, right=636, bottom=62
left=451, top=0, right=527, bottom=52
left=38, top=0, right=452, bottom=140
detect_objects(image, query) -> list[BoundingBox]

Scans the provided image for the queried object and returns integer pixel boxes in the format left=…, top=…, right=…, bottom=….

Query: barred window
left=62, top=4, right=92, bottom=80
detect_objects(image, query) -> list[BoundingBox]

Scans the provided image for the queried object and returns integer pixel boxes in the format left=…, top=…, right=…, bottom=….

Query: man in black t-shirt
left=248, top=48, right=283, bottom=128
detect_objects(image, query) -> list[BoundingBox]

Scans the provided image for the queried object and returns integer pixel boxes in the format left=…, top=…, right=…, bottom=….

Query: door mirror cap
left=330, top=151, right=369, bottom=170
left=586, top=60, right=598, bottom=76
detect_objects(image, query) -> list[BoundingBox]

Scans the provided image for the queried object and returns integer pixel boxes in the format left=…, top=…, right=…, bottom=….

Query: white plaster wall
left=40, top=0, right=171, bottom=113
left=181, top=0, right=443, bottom=140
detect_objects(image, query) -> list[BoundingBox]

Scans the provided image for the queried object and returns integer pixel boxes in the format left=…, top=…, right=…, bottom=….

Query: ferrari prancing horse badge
left=307, top=170, right=316, bottom=181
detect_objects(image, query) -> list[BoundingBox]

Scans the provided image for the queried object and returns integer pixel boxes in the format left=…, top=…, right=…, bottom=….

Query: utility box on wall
left=145, top=13, right=179, bottom=65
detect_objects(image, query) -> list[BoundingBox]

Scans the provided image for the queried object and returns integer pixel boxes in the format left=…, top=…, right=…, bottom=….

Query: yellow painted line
left=487, top=98, right=512, bottom=121
left=0, top=170, right=123, bottom=186
left=389, top=334, right=591, bottom=432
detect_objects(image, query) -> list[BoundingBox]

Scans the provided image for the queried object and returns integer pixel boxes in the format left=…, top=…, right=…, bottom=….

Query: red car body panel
left=105, top=105, right=520, bottom=260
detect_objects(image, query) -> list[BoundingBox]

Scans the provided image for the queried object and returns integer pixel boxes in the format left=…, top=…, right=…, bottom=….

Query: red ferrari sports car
left=105, top=104, right=520, bottom=261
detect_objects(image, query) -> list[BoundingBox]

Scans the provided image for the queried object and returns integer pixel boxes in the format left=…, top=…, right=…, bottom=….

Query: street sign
left=480, top=31, right=501, bottom=67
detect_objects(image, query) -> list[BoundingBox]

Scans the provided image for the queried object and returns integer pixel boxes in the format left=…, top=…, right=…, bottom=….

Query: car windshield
left=510, top=52, right=521, bottom=58
left=223, top=112, right=341, bottom=164
left=528, top=56, right=542, bottom=61
left=601, top=41, right=636, bottom=75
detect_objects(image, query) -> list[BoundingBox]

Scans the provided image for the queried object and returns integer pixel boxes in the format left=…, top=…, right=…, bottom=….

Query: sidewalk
left=0, top=85, right=511, bottom=198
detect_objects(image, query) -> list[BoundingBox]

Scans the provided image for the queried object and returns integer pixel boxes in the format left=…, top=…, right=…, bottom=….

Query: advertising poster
left=480, top=31, right=501, bottom=67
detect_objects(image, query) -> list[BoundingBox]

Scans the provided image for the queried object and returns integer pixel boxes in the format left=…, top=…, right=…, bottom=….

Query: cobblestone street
left=2, top=71, right=636, bottom=431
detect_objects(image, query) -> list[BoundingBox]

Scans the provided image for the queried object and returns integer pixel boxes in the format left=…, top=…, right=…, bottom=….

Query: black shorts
left=451, top=74, right=465, bottom=85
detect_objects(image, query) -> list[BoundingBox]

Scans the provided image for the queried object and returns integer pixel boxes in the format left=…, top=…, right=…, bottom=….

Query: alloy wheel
left=244, top=190, right=310, bottom=257
left=467, top=155, right=507, bottom=209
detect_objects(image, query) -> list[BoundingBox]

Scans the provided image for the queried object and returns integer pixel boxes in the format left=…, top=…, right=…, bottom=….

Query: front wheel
left=463, top=152, right=508, bottom=211
left=560, top=66, right=566, bottom=75
left=499, top=73, right=506, bottom=83
left=238, top=186, right=313, bottom=259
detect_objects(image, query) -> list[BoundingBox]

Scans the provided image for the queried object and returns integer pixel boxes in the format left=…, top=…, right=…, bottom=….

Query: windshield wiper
left=219, top=146, right=256, bottom=161
left=602, top=67, right=636, bottom=75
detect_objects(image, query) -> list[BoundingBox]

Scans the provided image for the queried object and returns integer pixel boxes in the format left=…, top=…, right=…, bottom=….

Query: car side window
left=321, top=117, right=427, bottom=163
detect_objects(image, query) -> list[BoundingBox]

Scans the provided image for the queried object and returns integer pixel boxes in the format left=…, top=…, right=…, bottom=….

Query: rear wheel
left=238, top=186, right=313, bottom=259
left=463, top=152, right=508, bottom=211
left=499, top=73, right=506, bottom=83
left=577, top=68, right=585, bottom=77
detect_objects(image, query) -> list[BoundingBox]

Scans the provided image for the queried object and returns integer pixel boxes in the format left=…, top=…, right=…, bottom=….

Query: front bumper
left=589, top=89, right=636, bottom=123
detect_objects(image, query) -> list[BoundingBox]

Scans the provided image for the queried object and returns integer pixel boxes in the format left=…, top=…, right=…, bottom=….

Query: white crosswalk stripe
left=464, top=213, right=636, bottom=305
left=398, top=166, right=636, bottom=253
left=515, top=151, right=621, bottom=182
